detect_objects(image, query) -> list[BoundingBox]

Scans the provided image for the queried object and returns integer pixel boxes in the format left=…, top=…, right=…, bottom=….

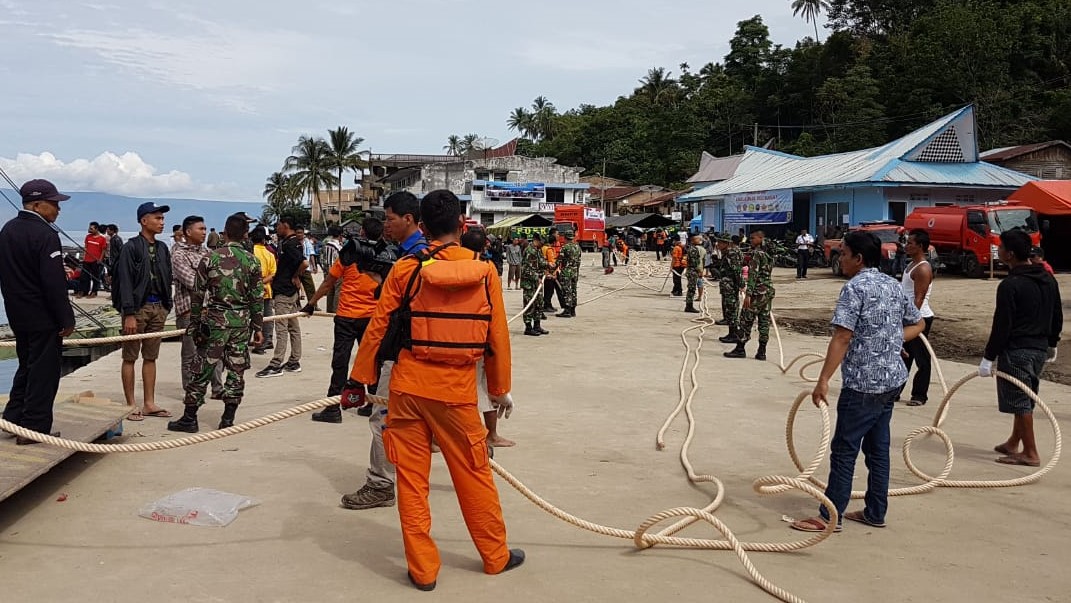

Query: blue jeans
left=819, top=386, right=898, bottom=525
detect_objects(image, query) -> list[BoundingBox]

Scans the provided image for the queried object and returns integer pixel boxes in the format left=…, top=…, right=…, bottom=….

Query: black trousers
left=2, top=329, right=62, bottom=433
left=903, top=316, right=935, bottom=402
left=796, top=250, right=810, bottom=278
left=328, top=316, right=370, bottom=397
left=79, top=261, right=102, bottom=294
left=672, top=270, right=683, bottom=295
left=544, top=278, right=564, bottom=308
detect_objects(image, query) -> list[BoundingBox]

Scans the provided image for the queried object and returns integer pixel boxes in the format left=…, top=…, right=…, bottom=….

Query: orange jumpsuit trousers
left=384, top=390, right=511, bottom=584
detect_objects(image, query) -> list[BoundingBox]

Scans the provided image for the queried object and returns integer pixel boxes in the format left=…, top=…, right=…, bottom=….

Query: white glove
left=489, top=393, right=514, bottom=419
left=1047, top=347, right=1058, bottom=363
left=978, top=358, right=994, bottom=378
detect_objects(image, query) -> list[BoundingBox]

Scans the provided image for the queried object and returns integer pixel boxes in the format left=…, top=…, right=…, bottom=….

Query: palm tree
left=262, top=172, right=301, bottom=223
left=326, top=126, right=366, bottom=216
left=460, top=133, right=480, bottom=156
left=791, top=0, right=830, bottom=42
left=283, top=135, right=338, bottom=227
left=443, top=134, right=463, bottom=156
left=530, top=96, right=557, bottom=140
left=637, top=67, right=679, bottom=104
left=507, top=107, right=535, bottom=139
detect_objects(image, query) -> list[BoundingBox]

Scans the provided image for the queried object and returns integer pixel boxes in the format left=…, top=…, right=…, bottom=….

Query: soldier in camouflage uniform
left=168, top=214, right=265, bottom=433
left=555, top=231, right=582, bottom=317
left=716, top=234, right=745, bottom=342
left=725, top=230, right=775, bottom=361
left=521, top=233, right=550, bottom=336
left=684, top=234, right=705, bottom=313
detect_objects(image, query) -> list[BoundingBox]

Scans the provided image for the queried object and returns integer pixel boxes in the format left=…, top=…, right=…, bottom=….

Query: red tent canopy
left=1007, top=180, right=1071, bottom=215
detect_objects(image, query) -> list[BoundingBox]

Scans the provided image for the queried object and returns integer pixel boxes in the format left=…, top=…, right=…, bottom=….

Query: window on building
left=909, top=193, right=930, bottom=203
left=546, top=188, right=565, bottom=204
left=480, top=213, right=495, bottom=225
left=935, top=202, right=955, bottom=207
left=815, top=202, right=850, bottom=233
left=954, top=194, right=975, bottom=204
left=493, top=171, right=508, bottom=181
left=511, top=200, right=531, bottom=208
left=475, top=170, right=490, bottom=181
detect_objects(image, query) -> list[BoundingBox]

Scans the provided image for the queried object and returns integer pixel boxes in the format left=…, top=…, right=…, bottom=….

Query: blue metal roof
left=681, top=106, right=1035, bottom=201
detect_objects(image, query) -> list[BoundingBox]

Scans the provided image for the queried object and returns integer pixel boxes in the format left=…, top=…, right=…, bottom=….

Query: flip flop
left=142, top=409, right=173, bottom=418
left=994, top=443, right=1017, bottom=455
left=127, top=411, right=144, bottom=421
left=843, top=510, right=886, bottom=528
left=995, top=455, right=1040, bottom=467
left=789, top=517, right=841, bottom=533
left=906, top=399, right=926, bottom=407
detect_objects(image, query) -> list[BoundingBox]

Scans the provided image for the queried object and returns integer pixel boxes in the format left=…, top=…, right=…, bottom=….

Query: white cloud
left=0, top=151, right=229, bottom=198
left=515, top=32, right=690, bottom=72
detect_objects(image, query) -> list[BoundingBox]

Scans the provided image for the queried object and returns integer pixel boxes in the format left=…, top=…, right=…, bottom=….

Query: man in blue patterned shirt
left=791, top=231, right=924, bottom=533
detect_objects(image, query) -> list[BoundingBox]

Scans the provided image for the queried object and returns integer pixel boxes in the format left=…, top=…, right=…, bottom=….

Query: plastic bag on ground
left=139, top=488, right=259, bottom=527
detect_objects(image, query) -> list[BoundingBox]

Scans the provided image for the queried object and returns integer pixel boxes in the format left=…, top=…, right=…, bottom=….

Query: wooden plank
left=0, top=398, right=131, bottom=502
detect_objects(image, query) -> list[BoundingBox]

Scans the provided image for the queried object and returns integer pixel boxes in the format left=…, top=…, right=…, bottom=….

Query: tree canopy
left=514, top=1, right=1070, bottom=189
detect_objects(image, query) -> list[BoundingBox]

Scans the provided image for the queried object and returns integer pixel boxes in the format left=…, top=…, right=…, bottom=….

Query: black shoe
left=523, top=327, right=540, bottom=336
left=538, top=313, right=548, bottom=320
left=755, top=343, right=767, bottom=361
left=312, top=404, right=343, bottom=423
left=219, top=402, right=238, bottom=429
left=15, top=430, right=60, bottom=445
left=408, top=572, right=436, bottom=592
left=535, top=323, right=549, bottom=335
left=251, top=347, right=267, bottom=355
left=167, top=416, right=199, bottom=433
left=497, top=549, right=526, bottom=574
left=718, top=332, right=739, bottom=344
left=356, top=403, right=374, bottom=417
left=256, top=365, right=283, bottom=378
left=724, top=342, right=747, bottom=358
left=714, top=319, right=729, bottom=326
left=545, top=306, right=558, bottom=313
left=556, top=310, right=572, bottom=318
left=283, top=361, right=302, bottom=373
left=261, top=342, right=274, bottom=350
left=684, top=305, right=700, bottom=314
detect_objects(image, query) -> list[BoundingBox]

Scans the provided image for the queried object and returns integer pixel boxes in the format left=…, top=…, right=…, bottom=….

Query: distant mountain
left=0, top=190, right=266, bottom=236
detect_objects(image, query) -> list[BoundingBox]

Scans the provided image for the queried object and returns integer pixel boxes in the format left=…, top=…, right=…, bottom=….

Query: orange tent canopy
left=1007, top=180, right=1071, bottom=216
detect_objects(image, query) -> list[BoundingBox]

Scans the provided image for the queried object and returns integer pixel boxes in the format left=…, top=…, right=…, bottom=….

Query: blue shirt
left=398, top=230, right=429, bottom=256
left=831, top=268, right=922, bottom=394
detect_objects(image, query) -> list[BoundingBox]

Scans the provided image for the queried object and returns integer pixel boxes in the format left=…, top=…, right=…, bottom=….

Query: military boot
left=714, top=318, right=729, bottom=326
left=535, top=320, right=549, bottom=335
left=723, top=341, right=748, bottom=358
left=219, top=400, right=240, bottom=429
left=718, top=328, right=740, bottom=344
left=312, top=404, right=343, bottom=423
left=755, top=343, right=768, bottom=361
left=556, top=307, right=574, bottom=318
left=167, top=404, right=199, bottom=433
left=684, top=303, right=700, bottom=314
left=523, top=322, right=540, bottom=336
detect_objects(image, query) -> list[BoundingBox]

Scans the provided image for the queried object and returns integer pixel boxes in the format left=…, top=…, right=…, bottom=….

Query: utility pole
left=601, top=158, right=607, bottom=215
left=753, top=123, right=758, bottom=147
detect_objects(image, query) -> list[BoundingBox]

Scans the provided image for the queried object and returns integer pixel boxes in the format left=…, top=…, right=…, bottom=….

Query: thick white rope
left=506, top=276, right=545, bottom=325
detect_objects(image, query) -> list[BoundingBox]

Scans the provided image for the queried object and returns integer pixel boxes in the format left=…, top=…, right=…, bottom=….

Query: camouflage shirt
left=556, top=242, right=582, bottom=277
left=686, top=244, right=704, bottom=275
left=192, top=242, right=265, bottom=330
left=720, top=246, right=744, bottom=290
left=520, top=244, right=549, bottom=285
left=746, top=245, right=774, bottom=297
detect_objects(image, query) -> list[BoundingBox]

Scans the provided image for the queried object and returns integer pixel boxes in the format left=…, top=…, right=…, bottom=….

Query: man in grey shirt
left=504, top=237, right=523, bottom=290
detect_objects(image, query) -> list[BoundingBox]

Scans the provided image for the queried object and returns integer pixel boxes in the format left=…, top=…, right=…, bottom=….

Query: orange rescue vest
left=401, top=243, right=495, bottom=366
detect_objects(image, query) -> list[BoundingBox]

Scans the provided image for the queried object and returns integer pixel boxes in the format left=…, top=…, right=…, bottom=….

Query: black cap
left=19, top=179, right=70, bottom=203
left=231, top=212, right=258, bottom=223
left=137, top=201, right=170, bottom=220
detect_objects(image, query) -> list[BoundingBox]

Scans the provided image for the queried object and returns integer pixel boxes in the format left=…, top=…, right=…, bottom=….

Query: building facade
left=980, top=141, right=1071, bottom=180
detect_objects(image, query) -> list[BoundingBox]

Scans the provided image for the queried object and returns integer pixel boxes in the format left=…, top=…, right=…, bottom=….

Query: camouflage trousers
left=737, top=292, right=774, bottom=344
left=521, top=280, right=544, bottom=323
left=559, top=273, right=578, bottom=309
left=685, top=270, right=702, bottom=304
left=719, top=280, right=740, bottom=327
left=185, top=326, right=252, bottom=407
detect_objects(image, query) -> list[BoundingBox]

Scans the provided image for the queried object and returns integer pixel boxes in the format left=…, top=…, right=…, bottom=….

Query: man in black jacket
left=0, top=180, right=76, bottom=444
left=113, top=202, right=173, bottom=420
left=979, top=228, right=1063, bottom=467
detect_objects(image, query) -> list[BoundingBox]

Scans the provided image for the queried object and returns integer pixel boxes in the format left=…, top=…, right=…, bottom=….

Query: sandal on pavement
left=789, top=517, right=841, bottom=533
left=906, top=399, right=926, bottom=407
left=995, top=455, right=1040, bottom=467
left=844, top=510, right=886, bottom=528
left=143, top=409, right=173, bottom=418
left=127, top=411, right=144, bottom=421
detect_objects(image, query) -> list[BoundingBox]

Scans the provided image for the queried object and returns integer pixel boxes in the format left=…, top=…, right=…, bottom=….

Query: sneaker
left=255, top=365, right=283, bottom=378
left=341, top=484, right=396, bottom=510
left=282, top=361, right=302, bottom=373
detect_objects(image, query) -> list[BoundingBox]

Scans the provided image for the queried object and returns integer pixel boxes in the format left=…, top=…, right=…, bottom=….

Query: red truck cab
left=554, top=204, right=606, bottom=252
left=823, top=221, right=902, bottom=276
left=903, top=202, right=1040, bottom=277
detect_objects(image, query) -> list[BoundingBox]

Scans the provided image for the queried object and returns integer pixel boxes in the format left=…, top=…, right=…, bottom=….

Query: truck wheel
left=831, top=253, right=842, bottom=277
left=963, top=253, right=983, bottom=278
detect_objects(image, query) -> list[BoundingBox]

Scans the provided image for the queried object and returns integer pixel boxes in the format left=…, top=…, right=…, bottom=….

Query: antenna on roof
left=472, top=137, right=500, bottom=159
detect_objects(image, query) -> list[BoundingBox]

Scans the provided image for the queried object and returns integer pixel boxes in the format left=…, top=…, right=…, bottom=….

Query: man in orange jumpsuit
left=350, top=189, right=523, bottom=591
left=670, top=239, right=685, bottom=296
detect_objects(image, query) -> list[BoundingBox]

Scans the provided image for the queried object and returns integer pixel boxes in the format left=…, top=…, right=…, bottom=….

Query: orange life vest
left=403, top=244, right=495, bottom=366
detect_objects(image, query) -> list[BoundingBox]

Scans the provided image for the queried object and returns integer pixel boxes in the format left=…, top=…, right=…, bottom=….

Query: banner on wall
left=701, top=201, right=719, bottom=231
left=723, top=189, right=792, bottom=224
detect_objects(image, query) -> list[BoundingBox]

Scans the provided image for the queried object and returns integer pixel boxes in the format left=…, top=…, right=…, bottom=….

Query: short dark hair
left=277, top=216, right=297, bottom=230
left=250, top=227, right=266, bottom=244
left=1000, top=228, right=1032, bottom=262
left=461, top=227, right=487, bottom=253
left=731, top=235, right=741, bottom=244
left=224, top=215, right=247, bottom=240
left=172, top=224, right=182, bottom=233
left=295, top=224, right=306, bottom=233
left=182, top=215, right=204, bottom=233
left=362, top=217, right=384, bottom=240
left=383, top=191, right=420, bottom=220
left=843, top=230, right=882, bottom=268
left=328, top=225, right=343, bottom=238
left=908, top=228, right=930, bottom=250
left=90, top=221, right=100, bottom=229
left=420, top=190, right=461, bottom=239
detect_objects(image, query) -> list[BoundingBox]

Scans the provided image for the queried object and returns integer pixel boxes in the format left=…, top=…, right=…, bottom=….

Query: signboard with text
left=723, top=189, right=792, bottom=225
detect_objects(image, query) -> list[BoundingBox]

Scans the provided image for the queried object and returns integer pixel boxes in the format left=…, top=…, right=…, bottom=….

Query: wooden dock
left=0, top=395, right=131, bottom=502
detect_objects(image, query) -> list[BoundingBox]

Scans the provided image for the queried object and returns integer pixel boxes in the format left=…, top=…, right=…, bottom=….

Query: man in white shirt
left=795, top=228, right=815, bottom=279
left=902, top=228, right=935, bottom=406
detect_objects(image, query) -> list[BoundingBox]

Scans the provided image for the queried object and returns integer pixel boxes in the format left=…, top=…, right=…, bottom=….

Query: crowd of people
left=0, top=177, right=1063, bottom=589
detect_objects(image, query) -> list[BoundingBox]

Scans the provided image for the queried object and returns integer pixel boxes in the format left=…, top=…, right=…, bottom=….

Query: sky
left=0, top=0, right=819, bottom=201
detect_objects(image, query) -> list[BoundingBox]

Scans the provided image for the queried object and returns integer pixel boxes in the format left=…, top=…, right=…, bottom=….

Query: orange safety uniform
left=542, top=243, right=559, bottom=269
left=350, top=240, right=512, bottom=584
left=329, top=259, right=378, bottom=319
left=671, top=244, right=686, bottom=269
